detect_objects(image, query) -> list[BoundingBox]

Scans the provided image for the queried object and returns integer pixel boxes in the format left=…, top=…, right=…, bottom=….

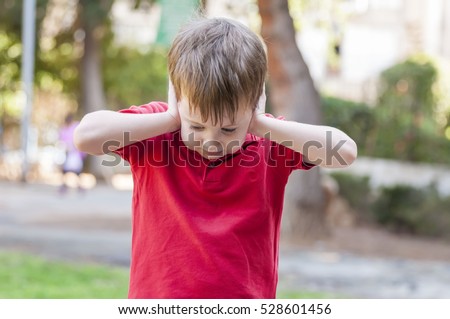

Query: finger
left=168, top=80, right=178, bottom=107
left=256, top=85, right=266, bottom=114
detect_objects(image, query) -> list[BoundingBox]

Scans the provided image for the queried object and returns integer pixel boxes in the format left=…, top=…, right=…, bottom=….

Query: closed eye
left=190, top=125, right=204, bottom=131
left=221, top=128, right=237, bottom=133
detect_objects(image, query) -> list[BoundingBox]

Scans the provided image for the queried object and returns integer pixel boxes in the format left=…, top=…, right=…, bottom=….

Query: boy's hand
left=248, top=86, right=267, bottom=135
left=255, top=85, right=266, bottom=116
left=167, top=80, right=181, bottom=129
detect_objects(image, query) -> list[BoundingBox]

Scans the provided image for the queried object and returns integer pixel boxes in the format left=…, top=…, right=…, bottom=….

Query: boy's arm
left=250, top=116, right=357, bottom=168
left=249, top=89, right=357, bottom=168
left=74, top=111, right=179, bottom=155
left=74, top=83, right=180, bottom=156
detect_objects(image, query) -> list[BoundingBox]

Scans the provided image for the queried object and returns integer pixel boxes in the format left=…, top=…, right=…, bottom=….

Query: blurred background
left=1, top=0, right=450, bottom=298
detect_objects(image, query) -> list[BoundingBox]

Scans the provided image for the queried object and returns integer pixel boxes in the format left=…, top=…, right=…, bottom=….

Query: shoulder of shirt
left=118, top=101, right=168, bottom=114
left=243, top=133, right=273, bottom=149
left=245, top=133, right=261, bottom=144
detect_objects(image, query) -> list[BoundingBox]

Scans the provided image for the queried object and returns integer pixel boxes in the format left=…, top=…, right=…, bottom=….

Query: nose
left=201, top=132, right=222, bottom=152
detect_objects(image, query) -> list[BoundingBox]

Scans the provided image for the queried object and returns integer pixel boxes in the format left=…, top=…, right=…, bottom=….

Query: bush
left=321, top=96, right=374, bottom=155
left=103, top=46, right=168, bottom=109
left=330, top=172, right=373, bottom=223
left=321, top=55, right=450, bottom=165
left=332, top=173, right=450, bottom=240
left=372, top=184, right=450, bottom=239
left=369, top=56, right=450, bottom=164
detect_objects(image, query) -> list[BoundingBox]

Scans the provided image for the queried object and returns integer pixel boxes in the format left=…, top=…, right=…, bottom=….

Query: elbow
left=317, top=131, right=358, bottom=168
left=73, top=114, right=105, bottom=156
left=323, top=138, right=357, bottom=168
left=341, top=139, right=358, bottom=167
left=73, top=122, right=96, bottom=155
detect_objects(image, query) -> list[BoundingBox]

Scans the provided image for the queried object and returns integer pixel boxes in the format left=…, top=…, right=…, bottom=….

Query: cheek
left=180, top=125, right=189, bottom=141
left=180, top=126, right=195, bottom=146
left=180, top=126, right=206, bottom=151
left=224, top=131, right=247, bottom=151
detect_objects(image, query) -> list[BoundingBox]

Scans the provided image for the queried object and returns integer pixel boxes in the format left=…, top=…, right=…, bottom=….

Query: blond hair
left=168, top=18, right=267, bottom=125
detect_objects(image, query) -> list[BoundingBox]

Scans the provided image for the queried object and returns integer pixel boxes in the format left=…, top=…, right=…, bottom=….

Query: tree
left=257, top=0, right=328, bottom=240
left=0, top=0, right=49, bottom=157
left=0, top=0, right=157, bottom=178
left=77, top=0, right=111, bottom=115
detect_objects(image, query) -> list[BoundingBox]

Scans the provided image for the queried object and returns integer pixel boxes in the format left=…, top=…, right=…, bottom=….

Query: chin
left=202, top=152, right=224, bottom=160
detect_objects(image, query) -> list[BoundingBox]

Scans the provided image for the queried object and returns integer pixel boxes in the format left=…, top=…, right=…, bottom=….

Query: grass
left=0, top=251, right=330, bottom=299
left=0, top=252, right=129, bottom=298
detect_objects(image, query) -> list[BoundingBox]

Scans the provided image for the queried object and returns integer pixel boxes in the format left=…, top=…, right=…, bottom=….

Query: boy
left=74, top=18, right=357, bottom=298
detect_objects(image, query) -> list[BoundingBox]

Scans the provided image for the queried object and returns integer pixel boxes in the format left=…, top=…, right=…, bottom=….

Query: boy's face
left=178, top=97, right=253, bottom=160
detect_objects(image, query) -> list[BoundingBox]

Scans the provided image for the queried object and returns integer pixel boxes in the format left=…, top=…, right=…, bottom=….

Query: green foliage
left=321, top=96, right=374, bottom=155
left=0, top=0, right=168, bottom=119
left=330, top=172, right=373, bottom=222
left=79, top=0, right=114, bottom=29
left=333, top=173, right=450, bottom=240
left=369, top=55, right=444, bottom=162
left=378, top=56, right=437, bottom=121
left=0, top=252, right=128, bottom=298
left=36, top=39, right=79, bottom=96
left=372, top=185, right=450, bottom=239
left=0, top=0, right=77, bottom=120
left=103, top=46, right=168, bottom=109
left=132, top=0, right=158, bottom=9
left=322, top=55, right=450, bottom=165
left=372, top=185, right=427, bottom=232
left=0, top=31, right=22, bottom=118
left=0, top=0, right=49, bottom=31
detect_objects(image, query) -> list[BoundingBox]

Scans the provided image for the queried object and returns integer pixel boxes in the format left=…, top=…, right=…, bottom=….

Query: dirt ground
left=2, top=180, right=450, bottom=297
left=290, top=224, right=450, bottom=262
left=34, top=213, right=450, bottom=263
left=280, top=194, right=450, bottom=263
left=2, top=179, right=449, bottom=265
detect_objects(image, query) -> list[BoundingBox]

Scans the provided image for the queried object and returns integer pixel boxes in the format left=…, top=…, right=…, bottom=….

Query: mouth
left=203, top=150, right=224, bottom=158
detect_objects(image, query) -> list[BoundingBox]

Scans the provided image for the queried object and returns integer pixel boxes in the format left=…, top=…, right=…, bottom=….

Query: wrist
left=249, top=113, right=271, bottom=137
left=165, top=110, right=181, bottom=132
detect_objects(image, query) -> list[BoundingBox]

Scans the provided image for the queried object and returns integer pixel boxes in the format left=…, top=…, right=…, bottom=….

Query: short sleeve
left=258, top=113, right=316, bottom=172
left=113, top=101, right=168, bottom=163
left=272, top=142, right=315, bottom=171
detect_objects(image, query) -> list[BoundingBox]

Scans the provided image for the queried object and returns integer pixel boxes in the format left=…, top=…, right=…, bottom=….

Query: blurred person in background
left=59, top=114, right=86, bottom=194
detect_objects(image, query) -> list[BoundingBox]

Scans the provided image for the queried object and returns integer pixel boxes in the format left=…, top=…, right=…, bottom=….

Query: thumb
left=255, top=85, right=266, bottom=114
left=168, top=80, right=177, bottom=108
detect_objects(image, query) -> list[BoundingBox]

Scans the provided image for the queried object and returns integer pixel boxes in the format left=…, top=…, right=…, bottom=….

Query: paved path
left=1, top=181, right=450, bottom=298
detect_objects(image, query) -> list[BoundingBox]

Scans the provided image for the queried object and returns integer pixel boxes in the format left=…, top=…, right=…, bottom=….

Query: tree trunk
left=257, top=0, right=328, bottom=241
left=80, top=21, right=108, bottom=179
left=81, top=26, right=106, bottom=114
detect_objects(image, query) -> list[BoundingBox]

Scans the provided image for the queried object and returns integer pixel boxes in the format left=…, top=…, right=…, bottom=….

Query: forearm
left=251, top=115, right=357, bottom=168
left=74, top=110, right=178, bottom=155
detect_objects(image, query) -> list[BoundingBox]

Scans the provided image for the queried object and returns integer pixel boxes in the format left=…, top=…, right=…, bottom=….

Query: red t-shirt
left=115, top=102, right=314, bottom=298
